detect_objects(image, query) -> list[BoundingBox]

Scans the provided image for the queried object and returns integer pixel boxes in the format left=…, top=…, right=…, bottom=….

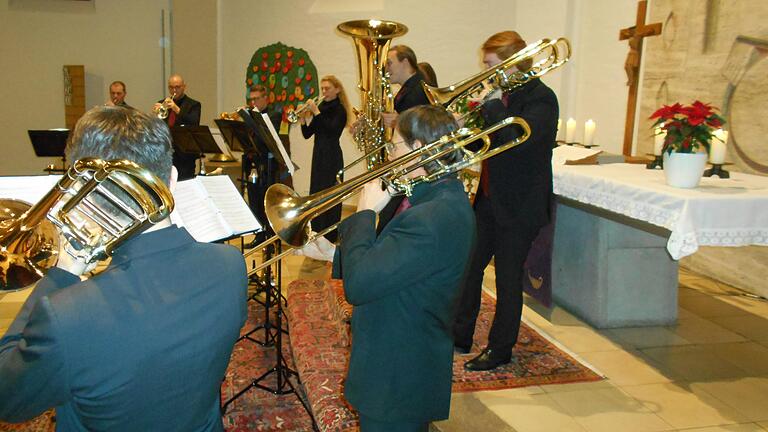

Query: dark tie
left=394, top=197, right=411, bottom=215
left=168, top=109, right=177, bottom=128
left=480, top=161, right=490, bottom=197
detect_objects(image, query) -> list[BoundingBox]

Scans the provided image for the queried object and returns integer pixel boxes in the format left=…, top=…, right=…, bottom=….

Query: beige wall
left=170, top=0, right=218, bottom=127
left=0, top=0, right=171, bottom=175
left=639, top=0, right=768, bottom=298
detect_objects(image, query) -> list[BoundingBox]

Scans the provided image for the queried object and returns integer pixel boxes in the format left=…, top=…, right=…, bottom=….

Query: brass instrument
left=286, top=97, right=322, bottom=123
left=0, top=158, right=175, bottom=292
left=156, top=91, right=176, bottom=119
left=219, top=110, right=242, bottom=121
left=423, top=38, right=571, bottom=115
left=338, top=19, right=408, bottom=170
left=244, top=115, right=531, bottom=274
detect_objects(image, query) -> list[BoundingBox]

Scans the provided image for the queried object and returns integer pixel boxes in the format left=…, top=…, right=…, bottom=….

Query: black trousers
left=453, top=192, right=544, bottom=351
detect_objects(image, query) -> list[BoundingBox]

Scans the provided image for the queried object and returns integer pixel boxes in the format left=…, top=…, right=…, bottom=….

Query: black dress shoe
left=454, top=344, right=471, bottom=354
left=464, top=348, right=512, bottom=371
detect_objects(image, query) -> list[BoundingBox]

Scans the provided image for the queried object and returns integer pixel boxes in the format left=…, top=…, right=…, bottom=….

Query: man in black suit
left=0, top=106, right=247, bottom=430
left=453, top=31, right=559, bottom=371
left=154, top=74, right=202, bottom=180
left=334, top=105, right=475, bottom=431
left=241, top=85, right=285, bottom=236
left=106, top=80, right=132, bottom=109
left=377, top=44, right=432, bottom=232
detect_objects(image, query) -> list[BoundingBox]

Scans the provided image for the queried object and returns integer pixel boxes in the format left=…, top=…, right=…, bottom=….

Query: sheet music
left=552, top=145, right=602, bottom=166
left=261, top=112, right=296, bottom=174
left=0, top=175, right=61, bottom=204
left=197, top=175, right=262, bottom=235
left=209, top=127, right=234, bottom=157
left=171, top=180, right=232, bottom=243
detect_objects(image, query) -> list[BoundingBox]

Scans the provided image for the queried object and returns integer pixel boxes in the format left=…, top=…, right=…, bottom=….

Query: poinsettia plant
left=650, top=101, right=726, bottom=154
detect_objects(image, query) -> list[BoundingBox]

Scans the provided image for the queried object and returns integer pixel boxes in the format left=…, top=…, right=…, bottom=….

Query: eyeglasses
left=385, top=140, right=406, bottom=157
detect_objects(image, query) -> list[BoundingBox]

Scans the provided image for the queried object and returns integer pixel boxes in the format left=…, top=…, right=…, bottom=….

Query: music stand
left=237, top=109, right=292, bottom=172
left=28, top=129, right=69, bottom=173
left=170, top=125, right=222, bottom=176
left=221, top=109, right=307, bottom=420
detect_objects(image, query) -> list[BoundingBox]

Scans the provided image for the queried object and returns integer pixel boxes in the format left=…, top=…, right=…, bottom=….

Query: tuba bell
left=0, top=158, right=174, bottom=292
left=338, top=19, right=408, bottom=170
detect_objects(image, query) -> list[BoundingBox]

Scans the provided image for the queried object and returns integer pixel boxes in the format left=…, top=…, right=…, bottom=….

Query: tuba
left=338, top=19, right=408, bottom=170
left=0, top=158, right=174, bottom=292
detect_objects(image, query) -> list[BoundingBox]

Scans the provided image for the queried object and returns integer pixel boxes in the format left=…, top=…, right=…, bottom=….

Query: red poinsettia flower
left=650, top=100, right=727, bottom=155
left=650, top=103, right=683, bottom=120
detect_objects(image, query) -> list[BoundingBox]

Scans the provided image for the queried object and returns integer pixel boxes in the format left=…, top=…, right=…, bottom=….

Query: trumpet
left=155, top=91, right=176, bottom=119
left=286, top=97, right=322, bottom=123
left=243, top=115, right=531, bottom=274
left=219, top=107, right=248, bottom=121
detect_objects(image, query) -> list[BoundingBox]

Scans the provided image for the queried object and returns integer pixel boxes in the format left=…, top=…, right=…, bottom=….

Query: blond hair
left=321, top=75, right=353, bottom=126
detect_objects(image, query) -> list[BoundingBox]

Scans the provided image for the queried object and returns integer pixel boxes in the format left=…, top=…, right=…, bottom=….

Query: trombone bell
left=264, top=183, right=312, bottom=248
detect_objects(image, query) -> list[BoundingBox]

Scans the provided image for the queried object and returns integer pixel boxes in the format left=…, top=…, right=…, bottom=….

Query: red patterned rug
left=452, top=289, right=603, bottom=392
left=1, top=280, right=601, bottom=432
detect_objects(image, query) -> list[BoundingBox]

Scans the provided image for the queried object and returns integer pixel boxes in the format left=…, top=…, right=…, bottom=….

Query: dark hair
left=389, top=45, right=418, bottom=70
left=66, top=106, right=173, bottom=185
left=110, top=81, right=126, bottom=92
left=482, top=31, right=533, bottom=72
left=397, top=105, right=459, bottom=175
left=250, top=84, right=267, bottom=95
left=417, top=62, right=437, bottom=87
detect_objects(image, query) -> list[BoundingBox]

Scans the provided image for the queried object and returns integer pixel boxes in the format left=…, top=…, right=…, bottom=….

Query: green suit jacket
left=334, top=177, right=475, bottom=422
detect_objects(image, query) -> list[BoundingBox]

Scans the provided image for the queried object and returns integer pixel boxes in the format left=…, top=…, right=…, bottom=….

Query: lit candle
left=556, top=118, right=562, bottom=141
left=584, top=119, right=596, bottom=146
left=710, top=129, right=728, bottom=164
left=565, top=118, right=576, bottom=143
left=653, top=127, right=666, bottom=156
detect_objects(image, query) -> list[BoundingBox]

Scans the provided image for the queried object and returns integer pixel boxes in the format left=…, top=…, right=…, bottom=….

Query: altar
left=551, top=162, right=768, bottom=328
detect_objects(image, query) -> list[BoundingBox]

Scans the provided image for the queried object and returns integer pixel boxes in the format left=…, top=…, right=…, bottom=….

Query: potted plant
left=650, top=101, right=726, bottom=188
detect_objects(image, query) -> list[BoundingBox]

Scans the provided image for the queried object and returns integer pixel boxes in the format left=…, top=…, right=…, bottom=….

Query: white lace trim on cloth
left=553, top=164, right=768, bottom=260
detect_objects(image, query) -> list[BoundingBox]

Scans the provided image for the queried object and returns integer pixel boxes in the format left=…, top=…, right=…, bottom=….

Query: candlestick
left=565, top=118, right=576, bottom=143
left=584, top=119, right=596, bottom=146
left=653, top=127, right=666, bottom=156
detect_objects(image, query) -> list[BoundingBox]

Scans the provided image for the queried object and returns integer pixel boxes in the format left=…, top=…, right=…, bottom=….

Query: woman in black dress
left=299, top=75, right=351, bottom=242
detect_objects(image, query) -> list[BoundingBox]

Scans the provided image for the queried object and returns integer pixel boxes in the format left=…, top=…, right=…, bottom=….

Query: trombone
left=423, top=38, right=571, bottom=115
left=334, top=37, right=571, bottom=182
left=243, top=115, right=531, bottom=274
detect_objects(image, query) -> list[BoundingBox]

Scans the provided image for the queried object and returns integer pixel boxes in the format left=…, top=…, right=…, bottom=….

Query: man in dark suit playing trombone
left=333, top=105, right=475, bottom=431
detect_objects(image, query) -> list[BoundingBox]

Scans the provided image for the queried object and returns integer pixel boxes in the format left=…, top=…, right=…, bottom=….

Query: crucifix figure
left=620, top=0, right=662, bottom=156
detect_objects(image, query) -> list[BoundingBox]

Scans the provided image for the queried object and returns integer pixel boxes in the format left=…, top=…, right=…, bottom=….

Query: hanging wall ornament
left=246, top=42, right=319, bottom=135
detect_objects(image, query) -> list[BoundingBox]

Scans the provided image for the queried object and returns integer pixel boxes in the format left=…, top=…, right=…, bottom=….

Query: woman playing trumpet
left=299, top=75, right=352, bottom=242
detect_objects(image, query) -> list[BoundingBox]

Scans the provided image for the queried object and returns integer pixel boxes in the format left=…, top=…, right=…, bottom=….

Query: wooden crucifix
left=620, top=0, right=662, bottom=156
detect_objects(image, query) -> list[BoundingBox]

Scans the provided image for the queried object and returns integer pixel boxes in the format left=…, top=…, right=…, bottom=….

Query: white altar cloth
left=553, top=163, right=768, bottom=259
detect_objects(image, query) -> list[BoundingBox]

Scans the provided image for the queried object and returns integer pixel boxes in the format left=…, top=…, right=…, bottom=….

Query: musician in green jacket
left=333, top=105, right=476, bottom=431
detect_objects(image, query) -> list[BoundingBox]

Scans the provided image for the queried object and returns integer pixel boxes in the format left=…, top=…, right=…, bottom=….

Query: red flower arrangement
left=650, top=101, right=726, bottom=154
